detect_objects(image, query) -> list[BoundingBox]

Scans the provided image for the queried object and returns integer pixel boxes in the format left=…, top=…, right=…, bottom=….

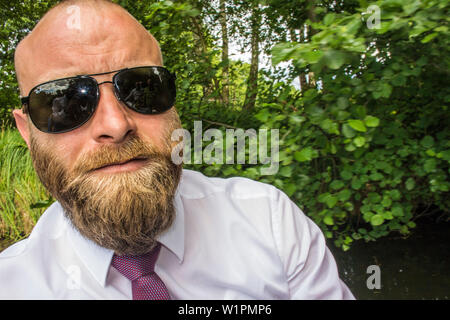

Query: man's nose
left=89, top=83, right=137, bottom=143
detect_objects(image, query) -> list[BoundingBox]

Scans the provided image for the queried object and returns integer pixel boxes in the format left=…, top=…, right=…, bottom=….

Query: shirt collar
left=156, top=187, right=185, bottom=264
left=65, top=187, right=185, bottom=288
left=67, top=222, right=114, bottom=288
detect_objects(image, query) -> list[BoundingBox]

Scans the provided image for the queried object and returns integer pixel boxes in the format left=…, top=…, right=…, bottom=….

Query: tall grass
left=0, top=129, right=51, bottom=241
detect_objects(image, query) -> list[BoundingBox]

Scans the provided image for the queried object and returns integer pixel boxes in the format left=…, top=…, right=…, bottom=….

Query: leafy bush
left=262, top=0, right=450, bottom=249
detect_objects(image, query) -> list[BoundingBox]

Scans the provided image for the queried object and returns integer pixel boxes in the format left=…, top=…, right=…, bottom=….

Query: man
left=0, top=0, right=354, bottom=299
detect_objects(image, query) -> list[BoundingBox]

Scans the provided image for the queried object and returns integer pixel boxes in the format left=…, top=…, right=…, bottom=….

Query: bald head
left=15, top=0, right=163, bottom=96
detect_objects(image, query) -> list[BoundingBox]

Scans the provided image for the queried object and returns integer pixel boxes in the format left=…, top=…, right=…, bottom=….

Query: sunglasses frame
left=20, top=66, right=176, bottom=134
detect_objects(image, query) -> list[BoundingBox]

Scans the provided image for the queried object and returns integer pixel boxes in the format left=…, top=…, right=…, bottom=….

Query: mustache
left=72, top=135, right=169, bottom=175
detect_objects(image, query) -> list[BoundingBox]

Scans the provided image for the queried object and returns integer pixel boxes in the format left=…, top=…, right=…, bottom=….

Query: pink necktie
left=111, top=244, right=171, bottom=300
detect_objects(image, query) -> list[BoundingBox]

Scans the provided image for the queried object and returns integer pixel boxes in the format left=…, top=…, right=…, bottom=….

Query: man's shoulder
left=179, top=169, right=281, bottom=201
left=0, top=239, right=28, bottom=259
left=0, top=201, right=67, bottom=259
left=0, top=202, right=69, bottom=298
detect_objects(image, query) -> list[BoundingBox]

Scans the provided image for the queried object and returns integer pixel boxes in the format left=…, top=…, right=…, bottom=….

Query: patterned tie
left=111, top=243, right=171, bottom=300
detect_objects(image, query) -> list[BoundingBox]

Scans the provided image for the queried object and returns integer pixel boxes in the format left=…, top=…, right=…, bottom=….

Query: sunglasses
left=20, top=66, right=176, bottom=133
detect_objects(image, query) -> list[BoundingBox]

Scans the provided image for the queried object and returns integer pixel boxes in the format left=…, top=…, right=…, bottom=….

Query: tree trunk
left=306, top=2, right=317, bottom=88
left=289, top=27, right=308, bottom=91
left=243, top=2, right=260, bottom=110
left=219, top=0, right=230, bottom=106
left=190, top=15, right=218, bottom=98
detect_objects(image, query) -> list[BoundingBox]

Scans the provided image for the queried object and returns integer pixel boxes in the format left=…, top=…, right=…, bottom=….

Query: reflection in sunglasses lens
left=29, top=77, right=98, bottom=133
left=116, top=67, right=175, bottom=115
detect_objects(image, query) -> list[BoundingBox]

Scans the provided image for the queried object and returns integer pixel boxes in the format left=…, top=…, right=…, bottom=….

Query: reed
left=0, top=129, right=51, bottom=241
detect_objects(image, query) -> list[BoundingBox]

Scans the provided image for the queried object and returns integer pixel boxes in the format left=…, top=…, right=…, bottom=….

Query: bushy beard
left=29, top=119, right=182, bottom=256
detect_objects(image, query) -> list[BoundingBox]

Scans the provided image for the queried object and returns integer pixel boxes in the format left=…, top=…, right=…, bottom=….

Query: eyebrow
left=30, top=68, right=120, bottom=91
left=25, top=63, right=165, bottom=95
left=38, top=62, right=159, bottom=83
left=41, top=69, right=117, bottom=81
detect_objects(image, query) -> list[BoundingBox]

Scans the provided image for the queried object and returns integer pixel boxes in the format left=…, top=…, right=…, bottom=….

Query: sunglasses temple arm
left=20, top=97, right=29, bottom=113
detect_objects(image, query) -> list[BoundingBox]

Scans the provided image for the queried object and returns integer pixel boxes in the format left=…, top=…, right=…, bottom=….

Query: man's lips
left=92, top=157, right=148, bottom=173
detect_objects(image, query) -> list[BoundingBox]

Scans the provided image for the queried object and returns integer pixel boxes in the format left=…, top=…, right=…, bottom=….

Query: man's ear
left=13, top=109, right=31, bottom=148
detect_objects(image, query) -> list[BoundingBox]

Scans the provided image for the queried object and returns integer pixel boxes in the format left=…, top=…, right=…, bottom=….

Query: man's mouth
left=92, top=157, right=149, bottom=173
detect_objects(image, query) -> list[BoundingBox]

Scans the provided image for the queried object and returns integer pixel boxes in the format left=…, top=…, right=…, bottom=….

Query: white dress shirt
left=0, top=169, right=354, bottom=300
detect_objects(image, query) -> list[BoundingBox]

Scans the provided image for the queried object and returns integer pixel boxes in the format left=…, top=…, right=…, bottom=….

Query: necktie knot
left=111, top=244, right=161, bottom=281
left=111, top=243, right=171, bottom=299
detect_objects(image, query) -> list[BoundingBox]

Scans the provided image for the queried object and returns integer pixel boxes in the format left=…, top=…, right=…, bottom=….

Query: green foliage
left=0, top=0, right=60, bottom=128
left=0, top=130, right=51, bottom=240
left=268, top=0, right=450, bottom=250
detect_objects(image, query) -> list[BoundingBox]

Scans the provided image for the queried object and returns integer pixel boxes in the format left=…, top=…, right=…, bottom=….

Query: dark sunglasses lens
left=28, top=77, right=98, bottom=133
left=115, top=67, right=176, bottom=114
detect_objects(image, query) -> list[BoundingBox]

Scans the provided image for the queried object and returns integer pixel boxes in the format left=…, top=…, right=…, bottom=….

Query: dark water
left=329, top=220, right=450, bottom=300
